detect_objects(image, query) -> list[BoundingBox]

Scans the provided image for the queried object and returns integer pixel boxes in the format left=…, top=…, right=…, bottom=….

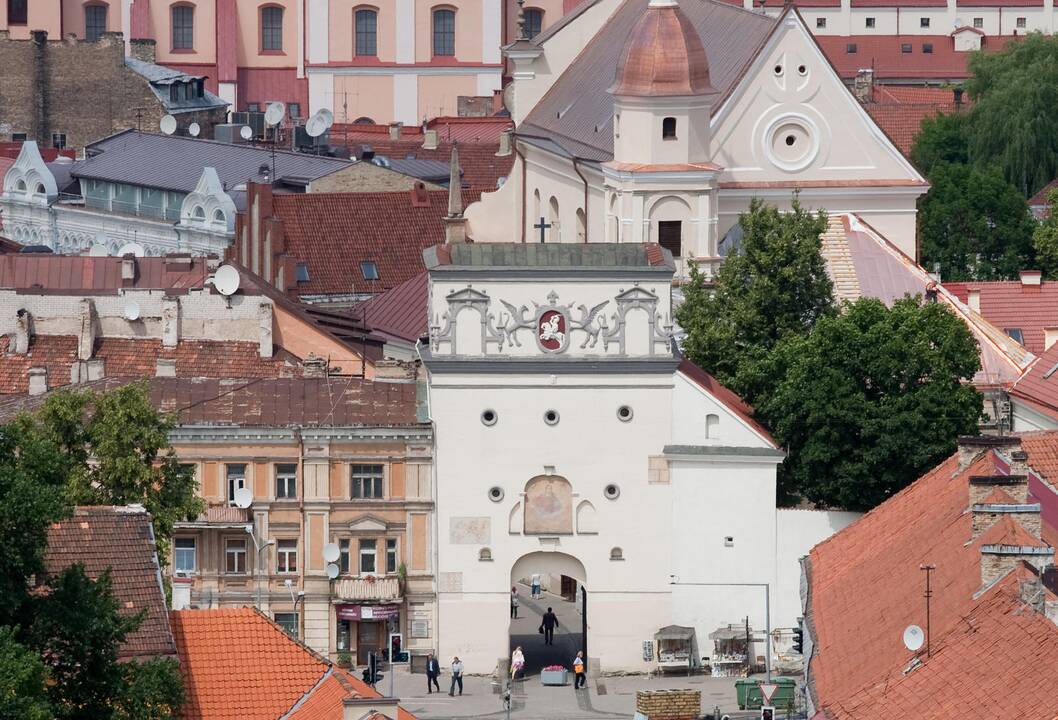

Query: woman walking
left=511, top=586, right=519, bottom=618
left=510, top=646, right=526, bottom=680
left=573, top=651, right=586, bottom=690
left=449, top=656, right=464, bottom=696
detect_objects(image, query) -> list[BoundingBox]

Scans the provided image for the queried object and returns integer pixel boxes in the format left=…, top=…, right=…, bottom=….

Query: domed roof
left=609, top=0, right=714, bottom=98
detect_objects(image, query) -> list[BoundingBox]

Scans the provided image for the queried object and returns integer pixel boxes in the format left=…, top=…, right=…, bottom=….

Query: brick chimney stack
left=129, top=38, right=157, bottom=64
left=956, top=435, right=1022, bottom=471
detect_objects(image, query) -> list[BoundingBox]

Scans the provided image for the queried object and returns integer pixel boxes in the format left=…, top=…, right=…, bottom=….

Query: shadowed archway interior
left=509, top=552, right=587, bottom=677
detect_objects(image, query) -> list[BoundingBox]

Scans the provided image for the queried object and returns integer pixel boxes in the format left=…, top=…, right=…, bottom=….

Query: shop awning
left=709, top=624, right=755, bottom=641
left=655, top=625, right=696, bottom=641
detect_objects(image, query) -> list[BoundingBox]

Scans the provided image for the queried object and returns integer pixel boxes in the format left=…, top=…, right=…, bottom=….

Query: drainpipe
left=297, top=427, right=307, bottom=645
left=572, top=157, right=589, bottom=243
left=515, top=140, right=527, bottom=243
left=513, top=131, right=595, bottom=244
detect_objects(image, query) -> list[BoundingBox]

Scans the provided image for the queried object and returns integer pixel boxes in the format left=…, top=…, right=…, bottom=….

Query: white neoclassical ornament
left=179, top=166, right=237, bottom=232
left=761, top=112, right=821, bottom=173
left=1, top=141, right=57, bottom=204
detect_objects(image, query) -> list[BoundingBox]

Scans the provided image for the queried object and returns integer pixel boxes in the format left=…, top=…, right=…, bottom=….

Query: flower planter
left=540, top=669, right=568, bottom=686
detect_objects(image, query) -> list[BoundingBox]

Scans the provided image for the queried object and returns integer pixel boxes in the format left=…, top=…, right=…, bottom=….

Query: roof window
left=923, top=43, right=933, bottom=53
left=360, top=260, right=380, bottom=281
left=1005, top=328, right=1025, bottom=345
left=846, top=43, right=857, bottom=54
left=295, top=263, right=310, bottom=283
left=901, top=43, right=912, bottom=53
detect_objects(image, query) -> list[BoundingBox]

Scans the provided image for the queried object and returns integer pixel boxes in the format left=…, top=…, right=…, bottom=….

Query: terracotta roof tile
left=943, top=280, right=1058, bottom=355
left=818, top=34, right=1024, bottom=81
left=0, top=255, right=211, bottom=292
left=44, top=506, right=175, bottom=660
left=863, top=86, right=963, bottom=157
left=978, top=512, right=1049, bottom=548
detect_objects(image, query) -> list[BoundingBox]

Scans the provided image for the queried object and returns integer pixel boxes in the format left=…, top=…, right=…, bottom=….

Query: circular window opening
left=488, top=486, right=504, bottom=502
left=544, top=410, right=560, bottom=426
left=617, top=405, right=633, bottom=422
left=603, top=483, right=620, bottom=500
left=481, top=409, right=498, bottom=426
left=768, top=119, right=816, bottom=170
left=785, top=135, right=796, bottom=146
left=797, top=64, right=807, bottom=75
left=773, top=64, right=783, bottom=75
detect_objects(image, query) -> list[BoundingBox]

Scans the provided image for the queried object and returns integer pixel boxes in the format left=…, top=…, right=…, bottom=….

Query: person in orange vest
left=572, top=651, right=586, bottom=690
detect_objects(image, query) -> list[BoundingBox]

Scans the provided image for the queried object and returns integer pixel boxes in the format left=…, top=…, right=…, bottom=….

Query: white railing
left=333, top=575, right=401, bottom=601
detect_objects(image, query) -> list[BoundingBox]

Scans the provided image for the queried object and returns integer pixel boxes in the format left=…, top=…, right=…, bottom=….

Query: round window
left=797, top=64, right=807, bottom=76
left=765, top=116, right=819, bottom=171
left=603, top=483, right=620, bottom=500
left=544, top=409, right=560, bottom=426
left=481, top=409, right=498, bottom=426
left=773, top=64, right=783, bottom=76
left=617, top=405, right=633, bottom=422
left=488, top=486, right=505, bottom=502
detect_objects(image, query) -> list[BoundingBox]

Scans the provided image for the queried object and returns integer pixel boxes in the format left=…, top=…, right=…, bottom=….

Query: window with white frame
left=275, top=463, right=297, bottom=499
left=973, top=17, right=983, bottom=28
left=275, top=612, right=298, bottom=637
left=386, top=538, right=397, bottom=573
left=225, top=538, right=247, bottom=574
left=175, top=537, right=196, bottom=573
left=359, top=538, right=377, bottom=574
left=1017, top=16, right=1026, bottom=27
left=351, top=464, right=384, bottom=499
left=339, top=538, right=350, bottom=574
left=226, top=463, right=247, bottom=504
left=277, top=539, right=298, bottom=573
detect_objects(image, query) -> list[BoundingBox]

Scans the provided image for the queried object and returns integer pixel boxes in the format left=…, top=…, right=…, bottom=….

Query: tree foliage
left=1033, top=187, right=1058, bottom=278
left=910, top=111, right=970, bottom=175
left=917, top=162, right=1036, bottom=281
left=756, top=297, right=982, bottom=509
left=965, top=33, right=1058, bottom=197
left=0, top=626, right=51, bottom=720
left=676, top=197, right=834, bottom=399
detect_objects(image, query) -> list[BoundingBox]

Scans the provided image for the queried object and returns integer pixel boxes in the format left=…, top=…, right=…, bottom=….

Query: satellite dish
left=903, top=624, right=925, bottom=652
left=239, top=125, right=253, bottom=141
left=323, top=543, right=340, bottom=563
left=88, top=244, right=108, bottom=257
left=318, top=108, right=334, bottom=129
left=305, top=113, right=325, bottom=138
left=265, top=101, right=286, bottom=127
left=117, top=242, right=145, bottom=257
left=326, top=563, right=340, bottom=580
left=212, top=264, right=241, bottom=296
left=159, top=114, right=177, bottom=136
left=188, top=122, right=201, bottom=138
left=233, top=487, right=253, bottom=509
left=123, top=301, right=141, bottom=321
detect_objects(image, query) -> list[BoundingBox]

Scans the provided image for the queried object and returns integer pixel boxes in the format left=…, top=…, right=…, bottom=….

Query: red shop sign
left=335, top=604, right=401, bottom=621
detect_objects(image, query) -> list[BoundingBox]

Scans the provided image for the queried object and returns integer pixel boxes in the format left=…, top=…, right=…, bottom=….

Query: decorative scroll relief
left=430, top=284, right=674, bottom=356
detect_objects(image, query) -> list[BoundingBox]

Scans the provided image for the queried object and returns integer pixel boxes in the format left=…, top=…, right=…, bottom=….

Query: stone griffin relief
left=430, top=284, right=673, bottom=356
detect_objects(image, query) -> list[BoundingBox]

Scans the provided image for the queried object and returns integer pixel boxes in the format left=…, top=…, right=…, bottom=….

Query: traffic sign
left=759, top=682, right=780, bottom=704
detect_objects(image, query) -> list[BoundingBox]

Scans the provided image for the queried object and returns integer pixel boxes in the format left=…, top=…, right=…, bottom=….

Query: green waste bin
left=735, top=677, right=797, bottom=710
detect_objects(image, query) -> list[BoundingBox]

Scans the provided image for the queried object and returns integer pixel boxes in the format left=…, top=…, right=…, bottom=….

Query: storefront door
left=358, top=620, right=381, bottom=661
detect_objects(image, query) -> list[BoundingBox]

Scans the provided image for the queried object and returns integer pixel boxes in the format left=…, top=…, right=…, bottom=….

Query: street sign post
left=758, top=682, right=780, bottom=705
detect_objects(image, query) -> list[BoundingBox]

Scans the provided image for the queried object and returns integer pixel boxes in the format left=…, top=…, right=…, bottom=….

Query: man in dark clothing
left=541, top=607, right=559, bottom=645
left=426, top=653, right=441, bottom=693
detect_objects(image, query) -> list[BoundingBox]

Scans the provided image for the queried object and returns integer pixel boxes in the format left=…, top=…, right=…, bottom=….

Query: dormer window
left=662, top=117, right=677, bottom=140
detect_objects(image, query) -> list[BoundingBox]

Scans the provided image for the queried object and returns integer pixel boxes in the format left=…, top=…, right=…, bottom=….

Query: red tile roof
left=171, top=608, right=418, bottom=720
left=0, top=255, right=211, bottom=292
left=1030, top=178, right=1058, bottom=209
left=1009, top=343, right=1058, bottom=422
left=943, top=280, right=1058, bottom=354
left=44, top=506, right=175, bottom=661
left=808, top=442, right=1058, bottom=717
left=360, top=272, right=429, bottom=344
left=274, top=191, right=453, bottom=298
left=818, top=34, right=1022, bottom=80
left=863, top=87, right=963, bottom=156
left=333, top=116, right=513, bottom=145
left=677, top=358, right=778, bottom=448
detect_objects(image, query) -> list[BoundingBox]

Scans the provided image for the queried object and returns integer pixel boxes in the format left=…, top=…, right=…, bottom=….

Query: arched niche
left=508, top=501, right=523, bottom=535
left=576, top=500, right=597, bottom=534
left=523, top=475, right=573, bottom=535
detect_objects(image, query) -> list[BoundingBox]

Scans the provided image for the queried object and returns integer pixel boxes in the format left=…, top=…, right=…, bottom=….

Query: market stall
left=653, top=625, right=699, bottom=675
left=708, top=623, right=752, bottom=678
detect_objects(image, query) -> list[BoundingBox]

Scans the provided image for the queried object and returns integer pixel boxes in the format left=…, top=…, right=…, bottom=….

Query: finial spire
left=447, top=142, right=462, bottom=217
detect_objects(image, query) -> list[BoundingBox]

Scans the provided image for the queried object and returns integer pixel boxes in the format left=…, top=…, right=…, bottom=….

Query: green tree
left=1033, top=187, right=1058, bottom=278
left=965, top=33, right=1058, bottom=197
left=917, top=162, right=1035, bottom=281
left=0, top=626, right=51, bottom=720
left=677, top=197, right=834, bottom=399
left=18, top=382, right=202, bottom=565
left=757, top=296, right=982, bottom=509
left=910, top=111, right=969, bottom=175
left=114, top=657, right=185, bottom=720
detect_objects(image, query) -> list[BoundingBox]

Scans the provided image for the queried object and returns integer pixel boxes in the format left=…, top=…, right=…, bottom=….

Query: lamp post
left=284, top=578, right=306, bottom=640
left=246, top=525, right=275, bottom=610
left=668, top=577, right=773, bottom=682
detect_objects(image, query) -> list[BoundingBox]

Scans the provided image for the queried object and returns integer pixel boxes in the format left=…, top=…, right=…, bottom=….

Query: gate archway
left=509, top=552, right=587, bottom=677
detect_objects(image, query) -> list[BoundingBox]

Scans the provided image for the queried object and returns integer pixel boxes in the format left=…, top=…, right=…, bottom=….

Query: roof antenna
left=920, top=564, right=936, bottom=657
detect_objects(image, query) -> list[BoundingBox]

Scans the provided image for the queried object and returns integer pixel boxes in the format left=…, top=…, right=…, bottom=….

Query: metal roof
left=125, top=57, right=228, bottom=114
left=76, top=131, right=352, bottom=194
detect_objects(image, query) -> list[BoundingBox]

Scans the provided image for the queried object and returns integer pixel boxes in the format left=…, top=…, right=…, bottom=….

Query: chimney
left=70, top=358, right=105, bottom=384
left=161, top=296, right=180, bottom=348
left=496, top=129, right=513, bottom=157
left=129, top=38, right=157, bottom=64
left=971, top=486, right=1040, bottom=540
left=953, top=86, right=964, bottom=107
left=957, top=434, right=1021, bottom=471
left=1020, top=270, right=1043, bottom=287
left=853, top=68, right=874, bottom=104
left=423, top=129, right=439, bottom=150
left=28, top=367, right=48, bottom=396
left=77, top=299, right=97, bottom=361
left=121, top=254, right=137, bottom=286
left=14, top=308, right=32, bottom=354
left=257, top=302, right=273, bottom=358
left=410, top=182, right=430, bottom=208
left=302, top=354, right=329, bottom=378
left=492, top=88, right=505, bottom=114
left=979, top=515, right=1054, bottom=588
left=444, top=143, right=468, bottom=244
left=634, top=689, right=701, bottom=720
left=373, top=359, right=417, bottom=382
left=164, top=252, right=193, bottom=272
left=389, top=122, right=403, bottom=140
left=967, top=288, right=981, bottom=312
left=969, top=473, right=1029, bottom=507
left=343, top=696, right=400, bottom=720
left=155, top=358, right=176, bottom=377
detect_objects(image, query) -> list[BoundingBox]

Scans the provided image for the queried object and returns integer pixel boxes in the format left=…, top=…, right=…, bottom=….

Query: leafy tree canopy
left=676, top=197, right=834, bottom=400
left=910, top=111, right=970, bottom=175
left=1033, top=187, right=1058, bottom=278
left=917, top=162, right=1036, bottom=281
left=756, top=297, right=982, bottom=509
left=0, top=626, right=51, bottom=720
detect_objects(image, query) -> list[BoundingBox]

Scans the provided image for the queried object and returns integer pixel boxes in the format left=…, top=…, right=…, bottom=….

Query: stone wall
left=635, top=689, right=701, bottom=720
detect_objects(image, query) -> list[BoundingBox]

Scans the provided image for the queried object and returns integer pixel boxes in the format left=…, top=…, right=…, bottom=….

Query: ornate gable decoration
left=179, top=167, right=236, bottom=233
left=1, top=141, right=57, bottom=205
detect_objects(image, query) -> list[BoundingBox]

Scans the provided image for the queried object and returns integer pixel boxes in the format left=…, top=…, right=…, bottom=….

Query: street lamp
left=245, top=525, right=275, bottom=610
left=283, top=578, right=306, bottom=640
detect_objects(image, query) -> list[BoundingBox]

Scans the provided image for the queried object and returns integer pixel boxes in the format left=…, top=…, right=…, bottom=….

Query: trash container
left=735, top=678, right=797, bottom=710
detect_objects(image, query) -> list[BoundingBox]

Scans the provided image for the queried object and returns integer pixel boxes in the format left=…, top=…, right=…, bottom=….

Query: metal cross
left=533, top=216, right=552, bottom=243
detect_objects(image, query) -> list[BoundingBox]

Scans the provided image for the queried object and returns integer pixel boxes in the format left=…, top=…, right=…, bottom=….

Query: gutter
left=512, top=131, right=598, bottom=244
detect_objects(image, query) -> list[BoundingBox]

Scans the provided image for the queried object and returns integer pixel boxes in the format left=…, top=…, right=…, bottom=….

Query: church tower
left=603, top=0, right=722, bottom=273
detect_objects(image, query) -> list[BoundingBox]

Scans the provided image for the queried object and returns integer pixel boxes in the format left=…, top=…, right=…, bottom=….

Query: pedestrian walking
left=511, top=646, right=526, bottom=680
left=449, top=656, right=464, bottom=696
left=511, top=586, right=519, bottom=619
left=573, top=651, right=586, bottom=690
left=541, top=607, right=559, bottom=646
left=426, top=653, right=441, bottom=693
left=530, top=573, right=542, bottom=599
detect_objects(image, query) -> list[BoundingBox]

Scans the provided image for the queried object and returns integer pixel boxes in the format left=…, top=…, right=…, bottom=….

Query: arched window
left=705, top=413, right=720, bottom=439
left=524, top=7, right=543, bottom=38
left=85, top=4, right=108, bottom=42
left=172, top=4, right=195, bottom=50
left=433, top=8, right=455, bottom=56
left=576, top=208, right=586, bottom=243
left=192, top=205, right=206, bottom=220
left=355, top=8, right=377, bottom=56
left=261, top=5, right=284, bottom=52
left=662, top=116, right=677, bottom=140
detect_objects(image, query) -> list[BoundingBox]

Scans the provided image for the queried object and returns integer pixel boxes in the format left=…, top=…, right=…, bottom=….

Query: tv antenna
left=264, top=102, right=285, bottom=179
left=159, top=114, right=177, bottom=136
left=920, top=564, right=936, bottom=656
left=123, top=301, right=141, bottom=321
left=305, top=109, right=333, bottom=154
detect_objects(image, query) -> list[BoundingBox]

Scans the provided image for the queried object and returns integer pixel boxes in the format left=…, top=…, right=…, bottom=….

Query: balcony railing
left=174, top=505, right=250, bottom=529
left=333, top=576, right=401, bottom=602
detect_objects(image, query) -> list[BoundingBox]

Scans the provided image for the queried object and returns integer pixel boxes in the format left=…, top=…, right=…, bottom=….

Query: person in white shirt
left=449, top=656, right=464, bottom=696
left=511, top=585, right=519, bottom=618
left=511, top=646, right=526, bottom=679
left=572, top=651, right=586, bottom=689
left=530, top=573, right=541, bottom=599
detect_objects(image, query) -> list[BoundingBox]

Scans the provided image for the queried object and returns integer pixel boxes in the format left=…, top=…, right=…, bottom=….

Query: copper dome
left=609, top=0, right=714, bottom=98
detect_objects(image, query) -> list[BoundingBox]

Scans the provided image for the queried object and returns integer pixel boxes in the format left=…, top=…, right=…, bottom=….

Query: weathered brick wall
left=635, top=689, right=701, bottom=720
left=0, top=31, right=227, bottom=151
left=972, top=509, right=1041, bottom=539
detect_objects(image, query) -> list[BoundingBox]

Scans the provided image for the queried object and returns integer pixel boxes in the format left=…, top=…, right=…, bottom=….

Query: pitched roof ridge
left=977, top=513, right=1048, bottom=548
left=977, top=486, right=1020, bottom=505
left=279, top=666, right=335, bottom=719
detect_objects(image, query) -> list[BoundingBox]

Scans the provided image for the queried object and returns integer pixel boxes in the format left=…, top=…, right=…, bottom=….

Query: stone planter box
left=540, top=669, right=568, bottom=686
